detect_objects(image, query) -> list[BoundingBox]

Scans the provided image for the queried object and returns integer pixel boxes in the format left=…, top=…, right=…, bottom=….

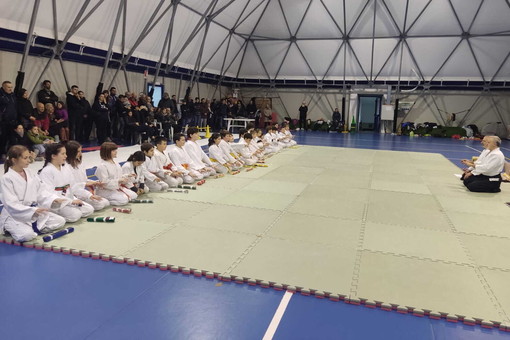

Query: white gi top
left=39, top=163, right=77, bottom=199
left=121, top=161, right=145, bottom=188
left=184, top=140, right=213, bottom=169
left=208, top=144, right=228, bottom=164
left=67, top=163, right=93, bottom=200
left=0, top=168, right=60, bottom=226
left=94, top=160, right=124, bottom=190
left=167, top=145, right=193, bottom=174
left=219, top=139, right=237, bottom=162
left=471, top=148, right=505, bottom=176
left=151, top=149, right=178, bottom=177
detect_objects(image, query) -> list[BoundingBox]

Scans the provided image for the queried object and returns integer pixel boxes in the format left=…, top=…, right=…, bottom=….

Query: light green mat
left=8, top=146, right=510, bottom=324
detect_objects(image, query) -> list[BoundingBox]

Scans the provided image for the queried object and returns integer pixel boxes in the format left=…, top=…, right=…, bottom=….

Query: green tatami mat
left=11, top=145, right=510, bottom=325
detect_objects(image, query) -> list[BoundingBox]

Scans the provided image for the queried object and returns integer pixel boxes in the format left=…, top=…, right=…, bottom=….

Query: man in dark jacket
left=79, top=91, right=93, bottom=143
left=66, top=85, right=82, bottom=140
left=0, top=80, right=18, bottom=156
left=298, top=101, right=308, bottom=131
left=37, top=80, right=58, bottom=105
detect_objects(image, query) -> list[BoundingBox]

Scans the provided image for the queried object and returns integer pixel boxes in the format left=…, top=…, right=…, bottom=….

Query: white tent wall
left=0, top=50, right=229, bottom=105
left=240, top=87, right=510, bottom=131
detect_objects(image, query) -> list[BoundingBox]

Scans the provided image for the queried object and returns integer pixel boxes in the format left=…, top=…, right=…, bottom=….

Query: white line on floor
left=262, top=291, right=293, bottom=340
left=465, top=145, right=482, bottom=153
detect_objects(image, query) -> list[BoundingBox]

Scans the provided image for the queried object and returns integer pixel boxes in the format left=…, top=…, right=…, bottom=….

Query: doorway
left=357, top=95, right=382, bottom=132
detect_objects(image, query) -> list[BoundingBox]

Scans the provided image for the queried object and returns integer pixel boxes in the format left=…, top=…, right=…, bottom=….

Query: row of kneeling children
left=0, top=123, right=296, bottom=242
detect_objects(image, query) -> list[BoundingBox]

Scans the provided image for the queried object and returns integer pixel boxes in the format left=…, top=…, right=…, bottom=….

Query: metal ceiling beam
left=321, top=41, right=346, bottom=81
left=231, top=0, right=267, bottom=32
left=346, top=39, right=370, bottom=82
left=30, top=0, right=95, bottom=97
left=293, top=0, right=313, bottom=37
left=189, top=0, right=220, bottom=88
left=347, top=0, right=372, bottom=36
left=380, top=0, right=403, bottom=35
left=373, top=40, right=401, bottom=81
left=447, top=0, right=465, bottom=32
left=466, top=38, right=486, bottom=83
left=164, top=1, right=180, bottom=74
left=178, top=1, right=241, bottom=39
left=211, top=0, right=252, bottom=82
left=273, top=42, right=293, bottom=80
left=51, top=0, right=59, bottom=46
left=164, top=0, right=226, bottom=73
left=251, top=40, right=271, bottom=80
left=244, top=32, right=510, bottom=41
left=458, top=95, right=483, bottom=126
left=467, top=0, right=485, bottom=33
left=100, top=0, right=124, bottom=83
left=489, top=95, right=507, bottom=125
left=369, top=0, right=377, bottom=81
left=403, top=39, right=425, bottom=81
left=396, top=0, right=409, bottom=94
left=429, top=38, right=463, bottom=82
left=489, top=50, right=510, bottom=83
left=277, top=0, right=292, bottom=37
left=294, top=42, right=319, bottom=81
left=220, top=40, right=248, bottom=81
left=404, top=0, right=432, bottom=35
left=153, top=0, right=179, bottom=85
left=109, top=0, right=167, bottom=86
left=19, top=0, right=40, bottom=72
left=319, top=0, right=344, bottom=36
left=234, top=0, right=272, bottom=79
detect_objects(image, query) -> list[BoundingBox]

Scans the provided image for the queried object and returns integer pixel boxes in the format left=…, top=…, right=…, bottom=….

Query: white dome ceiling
left=1, top=0, right=510, bottom=84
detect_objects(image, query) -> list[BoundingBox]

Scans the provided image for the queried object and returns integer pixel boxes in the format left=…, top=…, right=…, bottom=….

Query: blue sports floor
left=1, top=132, right=509, bottom=340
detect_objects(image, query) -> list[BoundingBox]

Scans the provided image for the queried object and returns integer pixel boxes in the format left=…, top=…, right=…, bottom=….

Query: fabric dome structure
left=1, top=0, right=509, bottom=128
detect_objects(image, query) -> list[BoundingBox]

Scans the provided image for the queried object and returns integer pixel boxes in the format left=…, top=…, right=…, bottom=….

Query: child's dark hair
left=208, top=133, right=221, bottom=146
left=187, top=127, right=199, bottom=138
left=40, top=143, right=65, bottom=173
left=154, top=136, right=167, bottom=145
left=100, top=142, right=118, bottom=161
left=220, top=130, right=231, bottom=138
left=243, top=133, right=253, bottom=140
left=127, top=151, right=146, bottom=163
left=238, top=128, right=247, bottom=137
left=140, top=142, right=154, bottom=153
left=4, top=145, right=28, bottom=173
left=246, top=122, right=255, bottom=130
left=173, top=133, right=185, bottom=143
left=65, top=140, right=82, bottom=168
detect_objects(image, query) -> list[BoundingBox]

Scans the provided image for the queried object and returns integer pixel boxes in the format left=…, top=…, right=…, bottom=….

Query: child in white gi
left=64, top=140, right=110, bottom=211
left=152, top=136, right=185, bottom=187
left=0, top=145, right=66, bottom=242
left=239, top=133, right=258, bottom=166
left=122, top=151, right=148, bottom=195
left=184, top=127, right=217, bottom=177
left=207, top=133, right=230, bottom=174
left=38, top=143, right=94, bottom=222
left=167, top=133, right=200, bottom=183
left=140, top=142, right=169, bottom=192
left=94, top=142, right=137, bottom=206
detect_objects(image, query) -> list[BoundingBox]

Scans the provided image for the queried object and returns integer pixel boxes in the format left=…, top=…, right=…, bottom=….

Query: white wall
left=240, top=87, right=510, bottom=130
left=0, top=50, right=230, bottom=105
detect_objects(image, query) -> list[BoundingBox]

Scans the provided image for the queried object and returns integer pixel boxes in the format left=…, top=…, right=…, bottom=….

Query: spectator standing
left=37, top=80, right=58, bottom=105
left=0, top=80, right=18, bottom=157
left=298, top=101, right=308, bottom=131
left=17, top=88, right=35, bottom=128
left=66, top=85, right=81, bottom=140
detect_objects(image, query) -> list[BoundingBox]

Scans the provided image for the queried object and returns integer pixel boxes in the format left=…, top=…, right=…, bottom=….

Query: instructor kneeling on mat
left=462, top=136, right=505, bottom=193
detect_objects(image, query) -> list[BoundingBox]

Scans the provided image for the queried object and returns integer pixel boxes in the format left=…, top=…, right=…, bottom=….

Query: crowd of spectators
left=0, top=72, right=267, bottom=161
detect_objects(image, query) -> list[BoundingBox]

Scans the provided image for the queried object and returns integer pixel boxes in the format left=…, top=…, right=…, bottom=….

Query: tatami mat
left=9, top=145, right=510, bottom=324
